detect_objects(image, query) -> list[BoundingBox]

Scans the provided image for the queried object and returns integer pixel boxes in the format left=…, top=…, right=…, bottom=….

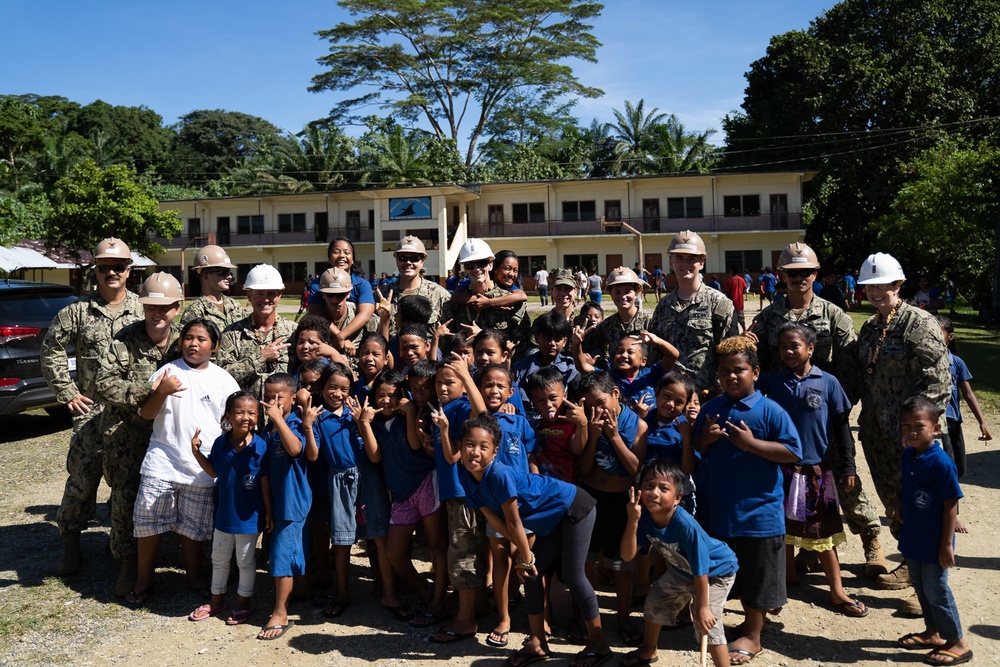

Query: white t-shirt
left=141, top=359, right=242, bottom=486
left=534, top=269, right=549, bottom=287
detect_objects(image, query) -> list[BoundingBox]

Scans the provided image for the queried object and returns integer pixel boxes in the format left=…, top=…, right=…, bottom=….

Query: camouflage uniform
left=94, top=321, right=182, bottom=559
left=180, top=294, right=245, bottom=331
left=387, top=278, right=452, bottom=338
left=443, top=284, right=532, bottom=356
left=650, top=284, right=738, bottom=391
left=584, top=309, right=653, bottom=369
left=320, top=301, right=379, bottom=375
left=216, top=315, right=298, bottom=399
left=857, top=301, right=950, bottom=538
left=40, top=290, right=143, bottom=536
left=751, top=295, right=881, bottom=538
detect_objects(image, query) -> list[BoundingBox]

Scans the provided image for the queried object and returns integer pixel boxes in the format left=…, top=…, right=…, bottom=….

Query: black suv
left=0, top=280, right=78, bottom=416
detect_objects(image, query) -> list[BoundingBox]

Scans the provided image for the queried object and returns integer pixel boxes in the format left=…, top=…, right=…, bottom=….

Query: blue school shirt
left=512, top=353, right=579, bottom=425
left=637, top=506, right=738, bottom=579
left=260, top=412, right=311, bottom=522
left=459, top=460, right=576, bottom=538
left=613, top=365, right=665, bottom=414
left=308, top=272, right=376, bottom=307
left=314, top=409, right=363, bottom=469
left=899, top=442, right=963, bottom=564
left=693, top=391, right=802, bottom=538
left=644, top=414, right=699, bottom=465
left=209, top=432, right=267, bottom=534
left=594, top=404, right=640, bottom=477
left=757, top=369, right=851, bottom=466
left=946, top=353, right=972, bottom=422
left=493, top=410, right=535, bottom=472
left=374, top=412, right=435, bottom=502
left=436, top=396, right=471, bottom=500
left=351, top=375, right=377, bottom=407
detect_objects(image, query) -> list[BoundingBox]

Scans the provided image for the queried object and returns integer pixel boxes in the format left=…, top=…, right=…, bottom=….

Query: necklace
left=865, top=303, right=899, bottom=374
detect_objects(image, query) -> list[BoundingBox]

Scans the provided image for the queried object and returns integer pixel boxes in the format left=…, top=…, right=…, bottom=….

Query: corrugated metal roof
left=0, top=246, right=63, bottom=271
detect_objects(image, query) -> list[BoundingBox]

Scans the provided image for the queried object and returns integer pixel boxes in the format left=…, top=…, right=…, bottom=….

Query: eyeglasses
left=96, top=263, right=129, bottom=274
left=202, top=268, right=232, bottom=277
left=464, top=259, right=491, bottom=270
left=396, top=254, right=424, bottom=264
left=323, top=291, right=349, bottom=300
left=783, top=269, right=816, bottom=279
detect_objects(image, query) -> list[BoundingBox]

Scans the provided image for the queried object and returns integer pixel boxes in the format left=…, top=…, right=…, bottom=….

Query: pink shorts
left=390, top=471, right=440, bottom=526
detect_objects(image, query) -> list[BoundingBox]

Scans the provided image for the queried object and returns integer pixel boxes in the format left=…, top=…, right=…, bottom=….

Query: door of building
left=605, top=254, right=623, bottom=279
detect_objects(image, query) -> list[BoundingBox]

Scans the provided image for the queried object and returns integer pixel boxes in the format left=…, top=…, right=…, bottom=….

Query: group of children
left=147, top=277, right=975, bottom=667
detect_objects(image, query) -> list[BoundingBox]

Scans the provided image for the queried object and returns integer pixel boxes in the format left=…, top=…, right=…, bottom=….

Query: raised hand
left=429, top=404, right=449, bottom=431
left=600, top=407, right=618, bottom=438
left=560, top=398, right=588, bottom=427
left=191, top=427, right=203, bottom=458
left=299, top=392, right=324, bottom=427
left=263, top=398, right=285, bottom=423
left=156, top=366, right=185, bottom=396
left=633, top=394, right=653, bottom=419
left=626, top=485, right=642, bottom=523
left=435, top=318, right=454, bottom=338
left=702, top=413, right=725, bottom=444
left=725, top=419, right=755, bottom=450
left=262, top=336, right=290, bottom=362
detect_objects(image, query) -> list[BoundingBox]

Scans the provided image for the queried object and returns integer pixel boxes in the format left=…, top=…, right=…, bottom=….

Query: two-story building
left=154, top=171, right=815, bottom=295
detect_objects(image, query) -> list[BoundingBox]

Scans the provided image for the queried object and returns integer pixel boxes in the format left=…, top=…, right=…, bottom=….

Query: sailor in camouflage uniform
left=41, top=238, right=143, bottom=578
left=855, top=252, right=951, bottom=609
left=379, top=236, right=451, bottom=338
left=94, top=272, right=183, bottom=596
left=584, top=266, right=653, bottom=368
left=650, top=231, right=738, bottom=391
left=180, top=244, right=244, bottom=330
left=313, top=267, right=378, bottom=371
left=749, top=242, right=887, bottom=578
left=216, top=263, right=296, bottom=399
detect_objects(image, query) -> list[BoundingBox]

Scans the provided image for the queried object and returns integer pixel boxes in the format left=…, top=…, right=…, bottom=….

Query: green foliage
left=603, top=99, right=717, bottom=177
left=310, top=0, right=604, bottom=166
left=44, top=160, right=181, bottom=266
left=67, top=100, right=173, bottom=173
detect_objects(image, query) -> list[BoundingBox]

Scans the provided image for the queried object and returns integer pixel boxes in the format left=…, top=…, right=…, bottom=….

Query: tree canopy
left=310, top=0, right=604, bottom=166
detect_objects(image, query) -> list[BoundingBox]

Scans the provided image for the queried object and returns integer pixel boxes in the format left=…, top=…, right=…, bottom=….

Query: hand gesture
left=600, top=407, right=618, bottom=438
left=358, top=396, right=376, bottom=423
left=743, top=326, right=760, bottom=345
left=397, top=396, right=412, bottom=415
left=701, top=414, right=725, bottom=444
left=191, top=428, right=203, bottom=457
left=299, top=393, right=324, bottom=427
left=155, top=366, right=185, bottom=396
left=505, top=340, right=516, bottom=361
left=460, top=321, right=482, bottom=339
left=263, top=397, right=285, bottom=423
left=572, top=325, right=586, bottom=348
left=445, top=352, right=473, bottom=382
left=467, top=294, right=486, bottom=312
left=639, top=330, right=661, bottom=348
left=429, top=404, right=449, bottom=431
left=725, top=419, right=755, bottom=450
left=626, top=486, right=642, bottom=523
left=560, top=398, right=587, bottom=427
left=340, top=338, right=356, bottom=357
left=498, top=402, right=517, bottom=415
left=262, top=336, right=290, bottom=362
left=375, top=288, right=393, bottom=320
left=677, top=415, right=694, bottom=438
left=588, top=406, right=607, bottom=437
left=633, top=394, right=652, bottom=419
left=435, top=319, right=454, bottom=339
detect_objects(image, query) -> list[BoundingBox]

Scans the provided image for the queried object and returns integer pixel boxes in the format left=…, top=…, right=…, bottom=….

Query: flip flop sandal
left=323, top=599, right=351, bottom=619
left=898, top=633, right=946, bottom=650
left=505, top=651, right=550, bottom=667
left=257, top=621, right=293, bottom=641
left=486, top=629, right=510, bottom=647
left=429, top=629, right=476, bottom=644
left=828, top=599, right=869, bottom=618
left=124, top=585, right=154, bottom=609
left=383, top=604, right=414, bottom=622
left=226, top=608, right=254, bottom=625
left=619, top=652, right=659, bottom=667
left=728, top=648, right=763, bottom=665
left=409, top=610, right=452, bottom=628
left=570, top=650, right=614, bottom=667
left=923, top=649, right=973, bottom=666
left=188, top=604, right=228, bottom=622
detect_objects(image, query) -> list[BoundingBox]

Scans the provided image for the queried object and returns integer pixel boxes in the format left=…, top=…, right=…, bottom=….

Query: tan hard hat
left=777, top=242, right=820, bottom=270
left=94, top=237, right=132, bottom=262
left=606, top=266, right=649, bottom=289
left=668, top=230, right=707, bottom=256
left=319, top=268, right=353, bottom=294
left=194, top=244, right=236, bottom=270
left=139, top=272, right=183, bottom=305
left=394, top=236, right=427, bottom=257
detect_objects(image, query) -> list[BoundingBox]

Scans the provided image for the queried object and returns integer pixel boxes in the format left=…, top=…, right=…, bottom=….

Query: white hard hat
left=458, top=238, right=494, bottom=264
left=243, top=264, right=285, bottom=291
left=858, top=252, right=905, bottom=285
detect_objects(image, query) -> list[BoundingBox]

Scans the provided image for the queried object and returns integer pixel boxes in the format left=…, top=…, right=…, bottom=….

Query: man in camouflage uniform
left=41, top=238, right=143, bottom=577
left=94, top=272, right=183, bottom=596
left=855, top=253, right=951, bottom=612
left=315, top=267, right=379, bottom=371
left=749, top=242, right=888, bottom=578
left=380, top=236, right=451, bottom=338
left=650, top=231, right=738, bottom=391
left=217, top=263, right=296, bottom=399
left=180, top=244, right=245, bottom=330
left=583, top=266, right=653, bottom=368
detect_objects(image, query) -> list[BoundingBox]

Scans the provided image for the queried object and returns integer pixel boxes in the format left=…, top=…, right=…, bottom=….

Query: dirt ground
left=2, top=382, right=999, bottom=666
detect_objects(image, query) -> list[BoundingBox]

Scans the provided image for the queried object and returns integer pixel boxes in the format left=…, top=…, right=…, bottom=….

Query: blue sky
left=3, top=1, right=835, bottom=143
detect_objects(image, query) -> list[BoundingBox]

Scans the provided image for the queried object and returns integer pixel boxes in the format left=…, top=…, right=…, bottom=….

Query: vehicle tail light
left=0, top=326, right=42, bottom=345
left=0, top=378, right=21, bottom=387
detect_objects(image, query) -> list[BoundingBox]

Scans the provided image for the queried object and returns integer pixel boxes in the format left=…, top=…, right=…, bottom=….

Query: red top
left=724, top=275, right=746, bottom=311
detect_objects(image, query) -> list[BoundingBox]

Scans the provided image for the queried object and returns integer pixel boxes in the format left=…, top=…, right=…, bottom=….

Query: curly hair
left=715, top=335, right=759, bottom=368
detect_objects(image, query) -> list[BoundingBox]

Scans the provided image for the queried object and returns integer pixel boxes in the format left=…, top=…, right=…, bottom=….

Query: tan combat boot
left=56, top=531, right=83, bottom=577
left=876, top=562, right=910, bottom=590
left=862, top=534, right=890, bottom=578
left=114, top=556, right=138, bottom=598
left=901, top=593, right=922, bottom=616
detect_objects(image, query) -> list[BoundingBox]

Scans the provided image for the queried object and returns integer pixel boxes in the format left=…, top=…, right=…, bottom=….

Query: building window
left=236, top=263, right=253, bottom=283
left=367, top=209, right=375, bottom=230
left=686, top=197, right=703, bottom=218
left=278, top=262, right=308, bottom=282
left=236, top=215, right=264, bottom=234
left=724, top=250, right=763, bottom=273
left=216, top=217, right=230, bottom=245
left=512, top=202, right=545, bottom=223
left=278, top=214, right=292, bottom=233
left=488, top=205, right=504, bottom=223
left=188, top=218, right=201, bottom=239
left=723, top=195, right=761, bottom=217
left=604, top=200, right=622, bottom=221
left=346, top=210, right=361, bottom=241
left=520, top=255, right=548, bottom=277
left=314, top=262, right=327, bottom=279
left=563, top=254, right=598, bottom=272
left=315, top=212, right=328, bottom=242
left=666, top=196, right=703, bottom=218
left=562, top=200, right=596, bottom=222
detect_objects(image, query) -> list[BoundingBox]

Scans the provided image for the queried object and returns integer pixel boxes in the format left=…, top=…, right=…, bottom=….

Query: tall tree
left=68, top=100, right=173, bottom=173
left=310, top=0, right=604, bottom=166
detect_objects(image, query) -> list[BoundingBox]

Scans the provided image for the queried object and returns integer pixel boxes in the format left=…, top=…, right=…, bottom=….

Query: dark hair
left=293, top=314, right=332, bottom=346
left=371, top=369, right=405, bottom=398
left=715, top=336, right=759, bottom=368
left=524, top=366, right=566, bottom=395
left=407, top=359, right=438, bottom=382
left=359, top=332, right=389, bottom=354
left=264, top=371, right=298, bottom=393
left=473, top=328, right=508, bottom=351
left=181, top=318, right=221, bottom=348
left=777, top=321, right=817, bottom=347
left=638, top=459, right=687, bottom=493
left=580, top=301, right=604, bottom=316
left=531, top=309, right=572, bottom=340
left=935, top=315, right=957, bottom=354
left=491, top=250, right=519, bottom=282
left=440, top=332, right=470, bottom=358
left=328, top=236, right=362, bottom=276
left=615, top=334, right=648, bottom=359
left=317, top=362, right=353, bottom=404
left=901, top=394, right=943, bottom=421
left=477, top=363, right=513, bottom=388
left=579, top=371, right=617, bottom=396
left=398, top=294, right=433, bottom=325
left=399, top=322, right=431, bottom=341
left=656, top=371, right=695, bottom=402
left=222, top=390, right=260, bottom=432
left=459, top=411, right=502, bottom=449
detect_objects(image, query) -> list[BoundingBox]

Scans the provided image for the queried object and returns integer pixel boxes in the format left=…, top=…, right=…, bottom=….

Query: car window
left=0, top=293, right=78, bottom=326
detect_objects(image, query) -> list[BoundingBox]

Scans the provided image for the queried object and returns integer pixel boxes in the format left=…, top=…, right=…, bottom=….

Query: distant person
left=819, top=270, right=848, bottom=311
left=534, top=265, right=550, bottom=306
left=586, top=267, right=603, bottom=304
left=652, top=265, right=664, bottom=300
left=723, top=267, right=747, bottom=331
left=843, top=268, right=856, bottom=309
left=445, top=269, right=459, bottom=293
left=707, top=273, right=721, bottom=291
left=912, top=275, right=944, bottom=313
left=759, top=267, right=776, bottom=304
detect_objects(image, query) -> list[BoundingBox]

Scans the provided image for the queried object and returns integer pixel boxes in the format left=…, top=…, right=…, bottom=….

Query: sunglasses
left=96, top=263, right=129, bottom=274
left=464, top=259, right=491, bottom=270
left=784, top=269, right=816, bottom=279
left=202, top=267, right=232, bottom=277
left=323, top=291, right=350, bottom=300
left=396, top=254, right=424, bottom=264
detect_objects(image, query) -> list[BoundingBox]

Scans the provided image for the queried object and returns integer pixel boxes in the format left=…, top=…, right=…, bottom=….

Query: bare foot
left=955, top=518, right=969, bottom=534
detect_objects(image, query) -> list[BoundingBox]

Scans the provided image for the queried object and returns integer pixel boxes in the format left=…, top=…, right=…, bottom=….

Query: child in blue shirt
left=757, top=323, right=866, bottom=619
left=937, top=316, right=992, bottom=479
left=621, top=460, right=738, bottom=667
left=895, top=396, right=971, bottom=665
left=188, top=390, right=267, bottom=626
left=258, top=373, right=315, bottom=641
left=512, top=310, right=579, bottom=424
left=693, top=336, right=802, bottom=664
left=455, top=412, right=611, bottom=667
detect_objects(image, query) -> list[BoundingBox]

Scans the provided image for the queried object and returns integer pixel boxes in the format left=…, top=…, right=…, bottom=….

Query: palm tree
left=358, top=127, right=432, bottom=187
left=608, top=99, right=668, bottom=176
left=654, top=115, right=719, bottom=174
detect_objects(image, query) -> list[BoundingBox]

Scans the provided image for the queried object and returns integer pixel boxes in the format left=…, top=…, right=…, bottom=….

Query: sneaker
left=862, top=535, right=889, bottom=578
left=876, top=562, right=910, bottom=590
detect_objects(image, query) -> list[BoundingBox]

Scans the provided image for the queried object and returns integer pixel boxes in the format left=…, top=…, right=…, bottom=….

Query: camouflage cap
left=552, top=268, right=577, bottom=288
